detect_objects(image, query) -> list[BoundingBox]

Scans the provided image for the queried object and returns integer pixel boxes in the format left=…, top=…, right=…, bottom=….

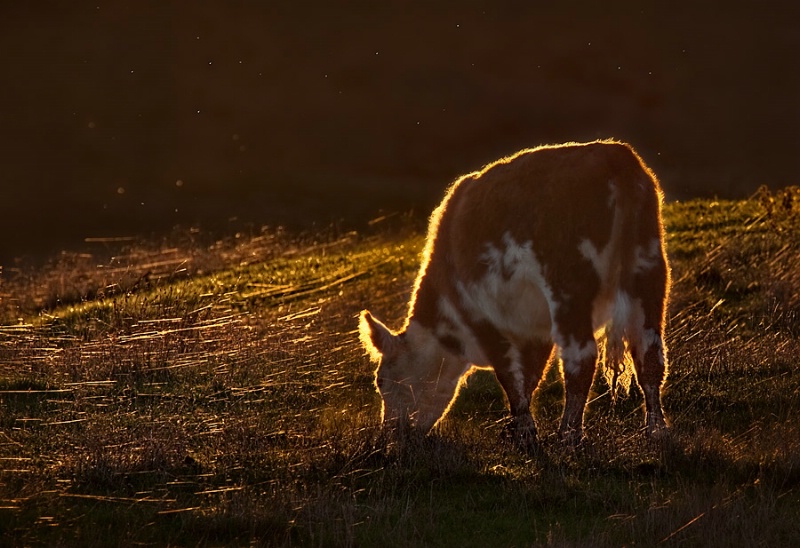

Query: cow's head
left=359, top=310, right=464, bottom=433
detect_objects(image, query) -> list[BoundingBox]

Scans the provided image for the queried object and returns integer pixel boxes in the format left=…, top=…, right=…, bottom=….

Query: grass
left=1, top=188, right=800, bottom=546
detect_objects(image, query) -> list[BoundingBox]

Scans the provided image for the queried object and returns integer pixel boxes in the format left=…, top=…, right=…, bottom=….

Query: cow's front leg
left=494, top=341, right=553, bottom=450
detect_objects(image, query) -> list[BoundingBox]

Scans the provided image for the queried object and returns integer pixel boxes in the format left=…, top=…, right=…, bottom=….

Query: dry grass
left=1, top=192, right=800, bottom=546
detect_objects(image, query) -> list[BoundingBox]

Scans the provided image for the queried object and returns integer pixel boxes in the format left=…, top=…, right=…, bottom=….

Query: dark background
left=2, top=2, right=799, bottom=264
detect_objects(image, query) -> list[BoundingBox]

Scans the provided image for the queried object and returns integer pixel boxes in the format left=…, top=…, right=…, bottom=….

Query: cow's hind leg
left=629, top=256, right=670, bottom=441
left=558, top=331, right=598, bottom=445
left=493, top=340, right=553, bottom=449
left=629, top=304, right=669, bottom=441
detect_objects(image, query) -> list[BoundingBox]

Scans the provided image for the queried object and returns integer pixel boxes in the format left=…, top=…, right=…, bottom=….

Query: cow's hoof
left=501, top=420, right=539, bottom=454
left=645, top=427, right=672, bottom=455
left=559, top=427, right=585, bottom=448
left=646, top=416, right=670, bottom=446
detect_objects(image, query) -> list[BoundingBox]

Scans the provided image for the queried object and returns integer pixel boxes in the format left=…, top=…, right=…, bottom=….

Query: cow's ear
left=359, top=311, right=396, bottom=361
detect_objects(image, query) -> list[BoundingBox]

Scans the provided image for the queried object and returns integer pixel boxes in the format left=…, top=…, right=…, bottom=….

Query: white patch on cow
left=436, top=296, right=489, bottom=366
left=591, top=289, right=632, bottom=336
left=404, top=320, right=441, bottom=365
left=611, top=291, right=633, bottom=328
left=578, top=188, right=623, bottom=286
left=634, top=238, right=662, bottom=274
left=640, top=328, right=665, bottom=367
left=578, top=238, right=603, bottom=276
left=505, top=344, right=526, bottom=402
left=457, top=232, right=555, bottom=344
left=382, top=318, right=474, bottom=432
left=404, top=322, right=461, bottom=384
left=607, top=298, right=666, bottom=370
left=559, top=336, right=597, bottom=376
left=591, top=290, right=632, bottom=364
left=607, top=179, right=619, bottom=210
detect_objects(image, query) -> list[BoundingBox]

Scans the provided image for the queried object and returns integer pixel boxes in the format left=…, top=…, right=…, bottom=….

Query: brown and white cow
left=360, top=140, right=670, bottom=446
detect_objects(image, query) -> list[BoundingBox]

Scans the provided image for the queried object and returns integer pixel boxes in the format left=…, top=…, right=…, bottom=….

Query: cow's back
left=415, top=142, right=661, bottom=330
left=446, top=142, right=655, bottom=277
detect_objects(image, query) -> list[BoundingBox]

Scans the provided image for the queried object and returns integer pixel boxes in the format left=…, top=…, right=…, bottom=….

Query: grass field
left=1, top=188, right=800, bottom=546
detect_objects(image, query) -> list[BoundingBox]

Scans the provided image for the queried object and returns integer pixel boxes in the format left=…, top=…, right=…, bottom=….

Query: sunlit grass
left=1, top=191, right=800, bottom=545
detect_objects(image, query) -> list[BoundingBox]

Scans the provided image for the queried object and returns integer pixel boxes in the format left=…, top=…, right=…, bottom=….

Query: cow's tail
left=599, top=149, right=649, bottom=400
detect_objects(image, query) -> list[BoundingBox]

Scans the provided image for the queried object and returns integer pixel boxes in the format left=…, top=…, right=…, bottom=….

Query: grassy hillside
left=1, top=189, right=800, bottom=546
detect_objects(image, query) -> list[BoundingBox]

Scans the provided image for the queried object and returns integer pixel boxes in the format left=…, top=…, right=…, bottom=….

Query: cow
left=359, top=140, right=670, bottom=447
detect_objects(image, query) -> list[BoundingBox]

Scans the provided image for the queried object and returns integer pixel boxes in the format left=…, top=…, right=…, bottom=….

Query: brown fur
left=361, top=140, right=670, bottom=445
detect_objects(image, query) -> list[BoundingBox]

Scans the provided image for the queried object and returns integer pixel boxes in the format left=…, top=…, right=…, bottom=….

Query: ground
left=1, top=188, right=800, bottom=546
